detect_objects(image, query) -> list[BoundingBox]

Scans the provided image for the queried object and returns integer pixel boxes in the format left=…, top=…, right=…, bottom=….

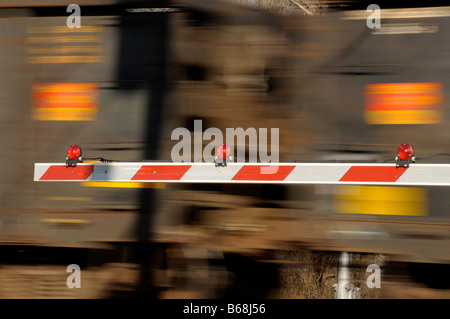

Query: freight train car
left=1, top=0, right=450, bottom=298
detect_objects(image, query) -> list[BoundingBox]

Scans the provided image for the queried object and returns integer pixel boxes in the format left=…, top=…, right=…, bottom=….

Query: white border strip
left=33, top=162, right=450, bottom=186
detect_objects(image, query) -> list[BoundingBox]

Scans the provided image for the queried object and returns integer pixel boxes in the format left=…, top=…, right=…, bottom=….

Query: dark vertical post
left=116, top=4, right=169, bottom=298
left=136, top=10, right=169, bottom=297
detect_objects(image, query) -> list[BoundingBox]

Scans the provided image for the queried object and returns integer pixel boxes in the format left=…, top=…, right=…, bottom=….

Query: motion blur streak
left=341, top=6, right=450, bottom=19
left=32, top=83, right=99, bottom=121
left=370, top=23, right=439, bottom=35
left=364, top=83, right=443, bottom=124
left=27, top=26, right=104, bottom=33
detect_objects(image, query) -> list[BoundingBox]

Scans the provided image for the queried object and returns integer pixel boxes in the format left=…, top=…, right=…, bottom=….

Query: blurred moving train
left=1, top=0, right=450, bottom=298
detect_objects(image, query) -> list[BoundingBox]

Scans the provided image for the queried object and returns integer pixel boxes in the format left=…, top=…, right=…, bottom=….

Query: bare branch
left=288, top=0, right=314, bottom=16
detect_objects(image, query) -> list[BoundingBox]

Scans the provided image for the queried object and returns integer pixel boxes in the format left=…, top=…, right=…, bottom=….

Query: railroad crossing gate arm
left=33, top=162, right=450, bottom=186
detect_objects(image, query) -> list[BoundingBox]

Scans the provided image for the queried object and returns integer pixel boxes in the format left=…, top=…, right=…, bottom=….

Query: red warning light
left=217, top=144, right=231, bottom=160
left=397, top=143, right=414, bottom=161
left=67, top=144, right=82, bottom=160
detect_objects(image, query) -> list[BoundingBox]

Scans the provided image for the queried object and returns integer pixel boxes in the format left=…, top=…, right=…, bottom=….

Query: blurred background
left=1, top=0, right=450, bottom=299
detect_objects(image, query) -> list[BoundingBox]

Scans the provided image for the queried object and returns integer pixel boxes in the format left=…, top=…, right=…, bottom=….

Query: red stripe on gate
left=232, top=165, right=295, bottom=181
left=339, top=166, right=408, bottom=183
left=131, top=165, right=192, bottom=181
left=39, top=165, right=94, bottom=181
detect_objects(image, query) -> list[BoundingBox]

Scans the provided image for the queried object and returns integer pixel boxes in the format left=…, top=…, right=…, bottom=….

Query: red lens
left=397, top=143, right=414, bottom=160
left=67, top=144, right=81, bottom=160
left=217, top=144, right=230, bottom=160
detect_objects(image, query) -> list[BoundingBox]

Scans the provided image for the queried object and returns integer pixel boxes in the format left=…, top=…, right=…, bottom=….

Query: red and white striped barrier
left=33, top=162, right=450, bottom=186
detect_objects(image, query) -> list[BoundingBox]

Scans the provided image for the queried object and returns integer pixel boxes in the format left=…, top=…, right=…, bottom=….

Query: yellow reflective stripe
left=40, top=219, right=91, bottom=224
left=27, top=26, right=104, bottom=34
left=80, top=182, right=166, bottom=189
left=32, top=107, right=98, bottom=121
left=365, top=110, right=442, bottom=124
left=45, top=196, right=93, bottom=201
left=27, top=46, right=104, bottom=54
left=27, top=56, right=103, bottom=64
left=27, top=36, right=103, bottom=43
left=334, top=186, right=428, bottom=216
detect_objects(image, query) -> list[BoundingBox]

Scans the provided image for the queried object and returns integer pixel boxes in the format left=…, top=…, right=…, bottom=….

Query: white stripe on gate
left=396, top=164, right=450, bottom=186
left=180, top=163, right=243, bottom=182
left=93, top=163, right=142, bottom=182
left=34, top=164, right=51, bottom=181
left=284, top=164, right=352, bottom=183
